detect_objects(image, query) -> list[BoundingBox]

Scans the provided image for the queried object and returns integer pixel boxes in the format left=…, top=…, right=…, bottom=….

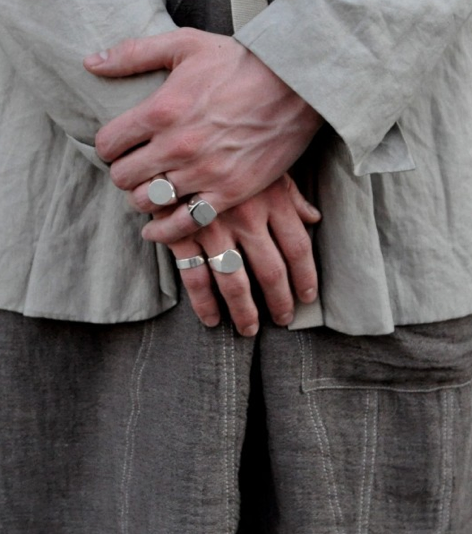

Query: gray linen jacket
left=0, top=0, right=472, bottom=335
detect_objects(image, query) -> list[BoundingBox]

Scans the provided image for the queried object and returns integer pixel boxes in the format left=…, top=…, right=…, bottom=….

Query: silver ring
left=208, top=249, right=243, bottom=274
left=187, top=195, right=217, bottom=227
left=148, top=176, right=177, bottom=206
left=175, top=254, right=206, bottom=270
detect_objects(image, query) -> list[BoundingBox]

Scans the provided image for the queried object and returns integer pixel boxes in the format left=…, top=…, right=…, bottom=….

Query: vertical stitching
left=119, top=320, right=154, bottom=534
left=301, top=331, right=344, bottom=534
left=298, top=331, right=307, bottom=388
left=221, top=323, right=231, bottom=534
left=437, top=391, right=448, bottom=534
left=310, top=397, right=346, bottom=534
left=363, top=391, right=378, bottom=533
left=439, top=391, right=454, bottom=533
left=357, top=393, right=371, bottom=534
left=228, top=323, right=237, bottom=534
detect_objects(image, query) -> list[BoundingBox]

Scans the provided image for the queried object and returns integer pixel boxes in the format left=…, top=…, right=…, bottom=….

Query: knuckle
left=259, top=265, right=287, bottom=287
left=183, top=272, right=208, bottom=294
left=220, top=278, right=248, bottom=301
left=109, top=163, right=129, bottom=190
left=192, top=296, right=217, bottom=317
left=128, top=192, right=152, bottom=213
left=268, top=295, right=293, bottom=316
left=95, top=130, right=112, bottom=160
left=224, top=180, right=244, bottom=206
left=177, top=27, right=201, bottom=49
left=118, top=38, right=139, bottom=64
left=148, top=95, right=187, bottom=127
left=172, top=133, right=200, bottom=160
left=285, top=234, right=313, bottom=261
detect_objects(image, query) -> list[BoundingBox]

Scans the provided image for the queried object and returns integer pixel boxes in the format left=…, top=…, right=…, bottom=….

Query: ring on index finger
left=208, top=249, right=243, bottom=274
left=148, top=174, right=178, bottom=206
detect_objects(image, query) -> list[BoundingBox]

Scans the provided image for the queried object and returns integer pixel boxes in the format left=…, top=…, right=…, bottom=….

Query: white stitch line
left=119, top=321, right=153, bottom=534
left=437, top=391, right=448, bottom=534
left=302, top=378, right=472, bottom=394
left=357, top=393, right=371, bottom=534
left=307, top=386, right=339, bottom=533
left=363, top=391, right=378, bottom=533
left=301, top=331, right=342, bottom=534
left=221, top=323, right=231, bottom=534
left=298, top=332, right=307, bottom=388
left=228, top=323, right=237, bottom=533
left=441, top=391, right=454, bottom=533
left=306, top=333, right=345, bottom=532
left=311, top=397, right=346, bottom=533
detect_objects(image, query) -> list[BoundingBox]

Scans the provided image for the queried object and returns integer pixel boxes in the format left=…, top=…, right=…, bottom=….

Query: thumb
left=83, top=30, right=184, bottom=76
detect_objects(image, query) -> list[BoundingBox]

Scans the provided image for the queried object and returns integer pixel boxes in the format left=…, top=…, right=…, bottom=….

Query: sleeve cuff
left=233, top=0, right=429, bottom=175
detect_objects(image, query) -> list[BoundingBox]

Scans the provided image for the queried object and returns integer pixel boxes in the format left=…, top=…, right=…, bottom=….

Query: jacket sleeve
left=0, top=0, right=177, bottom=167
left=234, top=0, right=472, bottom=175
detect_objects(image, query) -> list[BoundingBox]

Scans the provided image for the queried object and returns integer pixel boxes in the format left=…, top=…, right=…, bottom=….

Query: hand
left=84, top=28, right=323, bottom=244
left=161, top=175, right=321, bottom=337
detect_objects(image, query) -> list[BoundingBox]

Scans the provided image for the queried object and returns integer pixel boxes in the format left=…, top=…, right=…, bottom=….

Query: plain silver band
left=187, top=195, right=217, bottom=227
left=208, top=249, right=243, bottom=274
left=175, top=255, right=206, bottom=270
left=148, top=176, right=177, bottom=206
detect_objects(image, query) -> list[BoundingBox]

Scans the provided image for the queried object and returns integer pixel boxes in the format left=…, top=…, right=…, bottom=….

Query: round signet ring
left=187, top=195, right=217, bottom=227
left=175, top=255, right=206, bottom=270
left=208, top=249, right=243, bottom=274
left=148, top=176, right=177, bottom=206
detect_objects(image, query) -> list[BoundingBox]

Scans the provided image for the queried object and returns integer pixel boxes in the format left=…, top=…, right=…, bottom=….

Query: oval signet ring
left=175, top=255, right=206, bottom=270
left=208, top=249, right=243, bottom=274
left=187, top=195, right=217, bottom=227
left=148, top=176, right=177, bottom=206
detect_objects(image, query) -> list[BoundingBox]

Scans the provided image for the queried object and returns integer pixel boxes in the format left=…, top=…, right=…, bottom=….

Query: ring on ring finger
left=208, top=249, right=243, bottom=274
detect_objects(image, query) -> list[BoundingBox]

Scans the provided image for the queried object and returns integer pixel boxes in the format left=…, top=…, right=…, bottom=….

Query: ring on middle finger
left=148, top=174, right=178, bottom=206
left=187, top=195, right=217, bottom=227
left=208, top=249, right=243, bottom=274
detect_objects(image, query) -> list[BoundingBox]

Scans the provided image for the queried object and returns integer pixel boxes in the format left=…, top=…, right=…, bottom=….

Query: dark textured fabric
left=0, top=295, right=253, bottom=533
left=166, top=0, right=234, bottom=35
left=1, top=300, right=472, bottom=532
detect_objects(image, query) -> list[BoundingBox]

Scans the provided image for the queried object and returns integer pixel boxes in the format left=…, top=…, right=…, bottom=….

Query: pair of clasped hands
left=84, top=29, right=323, bottom=337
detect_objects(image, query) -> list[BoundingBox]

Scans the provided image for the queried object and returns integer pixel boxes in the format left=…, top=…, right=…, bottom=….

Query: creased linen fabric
left=0, top=0, right=472, bottom=334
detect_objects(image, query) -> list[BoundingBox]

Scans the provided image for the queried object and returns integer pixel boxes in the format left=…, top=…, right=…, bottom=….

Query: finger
left=83, top=31, right=186, bottom=76
left=141, top=192, right=223, bottom=244
left=95, top=97, right=157, bottom=162
left=198, top=228, right=259, bottom=337
left=285, top=174, right=322, bottom=224
left=270, top=206, right=318, bottom=304
left=126, top=181, right=171, bottom=214
left=108, top=143, right=167, bottom=191
left=241, top=231, right=295, bottom=327
left=169, top=240, right=221, bottom=328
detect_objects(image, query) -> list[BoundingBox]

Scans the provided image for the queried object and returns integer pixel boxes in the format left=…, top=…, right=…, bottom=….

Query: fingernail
left=203, top=314, right=220, bottom=327
left=84, top=50, right=108, bottom=68
left=301, top=287, right=317, bottom=303
left=306, top=202, right=321, bottom=218
left=242, top=324, right=259, bottom=337
left=275, top=312, right=294, bottom=326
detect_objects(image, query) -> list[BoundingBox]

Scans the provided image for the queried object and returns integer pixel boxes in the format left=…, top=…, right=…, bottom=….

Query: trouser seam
left=222, top=322, right=238, bottom=534
left=356, top=391, right=378, bottom=534
left=299, top=331, right=345, bottom=534
left=438, top=390, right=454, bottom=534
left=119, top=320, right=154, bottom=534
